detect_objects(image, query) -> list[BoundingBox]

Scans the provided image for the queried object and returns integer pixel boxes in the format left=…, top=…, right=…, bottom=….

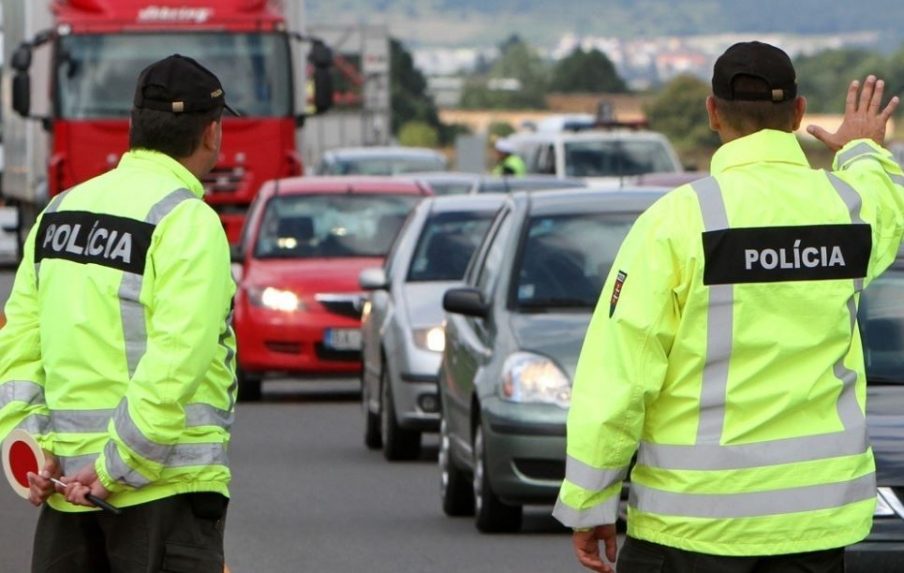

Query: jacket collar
left=710, top=129, right=811, bottom=175
left=119, top=149, right=205, bottom=198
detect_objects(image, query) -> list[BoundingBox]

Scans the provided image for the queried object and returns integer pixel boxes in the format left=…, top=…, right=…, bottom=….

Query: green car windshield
left=859, top=267, right=904, bottom=384
left=514, top=212, right=637, bottom=310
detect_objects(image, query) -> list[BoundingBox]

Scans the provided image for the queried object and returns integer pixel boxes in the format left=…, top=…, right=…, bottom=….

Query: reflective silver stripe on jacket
left=113, top=398, right=229, bottom=463
left=636, top=178, right=871, bottom=479
left=104, top=440, right=152, bottom=488
left=120, top=188, right=197, bottom=376
left=552, top=493, right=620, bottom=528
left=15, top=414, right=50, bottom=435
left=58, top=453, right=99, bottom=477
left=835, top=143, right=904, bottom=188
left=630, top=473, right=875, bottom=519
left=826, top=173, right=868, bottom=431
left=51, top=409, right=114, bottom=433
left=563, top=455, right=630, bottom=492
left=0, top=380, right=46, bottom=409
left=220, top=310, right=238, bottom=416
left=693, top=177, right=733, bottom=444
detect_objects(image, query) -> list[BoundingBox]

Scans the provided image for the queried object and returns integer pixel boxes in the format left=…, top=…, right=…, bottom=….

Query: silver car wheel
left=440, top=419, right=451, bottom=497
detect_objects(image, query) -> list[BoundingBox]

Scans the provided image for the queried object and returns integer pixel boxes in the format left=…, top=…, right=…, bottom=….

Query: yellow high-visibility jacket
left=0, top=149, right=237, bottom=511
left=553, top=130, right=904, bottom=555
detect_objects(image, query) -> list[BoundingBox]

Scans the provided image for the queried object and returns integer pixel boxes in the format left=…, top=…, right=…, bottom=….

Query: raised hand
left=807, top=75, right=900, bottom=152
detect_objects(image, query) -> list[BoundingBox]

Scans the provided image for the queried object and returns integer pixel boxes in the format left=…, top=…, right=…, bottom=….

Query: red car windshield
left=254, top=194, right=420, bottom=259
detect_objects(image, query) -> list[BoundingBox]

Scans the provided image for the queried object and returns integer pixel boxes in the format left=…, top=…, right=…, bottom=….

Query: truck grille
left=315, top=294, right=364, bottom=319
left=202, top=166, right=246, bottom=196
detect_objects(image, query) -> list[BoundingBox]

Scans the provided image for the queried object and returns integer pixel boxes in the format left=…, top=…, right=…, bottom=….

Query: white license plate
left=324, top=328, right=362, bottom=351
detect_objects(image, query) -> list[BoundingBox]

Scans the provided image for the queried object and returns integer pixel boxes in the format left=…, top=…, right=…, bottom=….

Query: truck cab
left=2, top=0, right=333, bottom=251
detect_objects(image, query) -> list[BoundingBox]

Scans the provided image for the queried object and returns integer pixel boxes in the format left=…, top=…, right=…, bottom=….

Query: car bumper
left=395, top=372, right=441, bottom=431
left=481, top=397, right=567, bottom=506
left=236, top=307, right=362, bottom=375
left=845, top=518, right=904, bottom=572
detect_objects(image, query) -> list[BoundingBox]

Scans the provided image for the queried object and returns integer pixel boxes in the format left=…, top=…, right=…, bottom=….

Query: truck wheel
left=236, top=369, right=262, bottom=402
left=440, top=418, right=474, bottom=516
left=380, top=369, right=421, bottom=461
left=362, top=374, right=382, bottom=449
left=473, top=422, right=522, bottom=533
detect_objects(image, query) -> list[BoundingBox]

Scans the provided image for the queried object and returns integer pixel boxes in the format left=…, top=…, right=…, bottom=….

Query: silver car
left=359, top=194, right=505, bottom=460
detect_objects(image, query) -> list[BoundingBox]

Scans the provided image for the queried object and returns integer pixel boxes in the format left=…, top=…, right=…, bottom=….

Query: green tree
left=390, top=37, right=448, bottom=143
left=644, top=74, right=720, bottom=157
left=460, top=35, right=549, bottom=109
left=551, top=48, right=627, bottom=93
left=398, top=121, right=440, bottom=148
left=794, top=48, right=877, bottom=113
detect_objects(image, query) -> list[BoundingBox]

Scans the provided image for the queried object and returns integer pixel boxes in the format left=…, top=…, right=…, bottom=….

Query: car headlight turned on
left=413, top=326, right=445, bottom=352
left=248, top=286, right=304, bottom=312
left=875, top=487, right=904, bottom=517
left=501, top=352, right=571, bottom=408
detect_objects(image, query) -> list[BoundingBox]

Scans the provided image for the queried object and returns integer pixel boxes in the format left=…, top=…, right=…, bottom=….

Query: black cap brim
left=224, top=103, right=240, bottom=117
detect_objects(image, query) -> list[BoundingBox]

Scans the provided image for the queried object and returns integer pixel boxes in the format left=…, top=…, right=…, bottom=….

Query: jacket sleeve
left=0, top=222, right=52, bottom=448
left=95, top=200, right=235, bottom=492
left=832, top=139, right=904, bottom=284
left=552, top=197, right=684, bottom=528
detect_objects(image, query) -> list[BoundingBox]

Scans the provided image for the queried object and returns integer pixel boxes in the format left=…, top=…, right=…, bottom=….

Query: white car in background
left=358, top=193, right=505, bottom=460
left=506, top=129, right=684, bottom=188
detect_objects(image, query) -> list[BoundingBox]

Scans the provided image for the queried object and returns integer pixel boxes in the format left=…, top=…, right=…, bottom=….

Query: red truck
left=1, top=0, right=333, bottom=252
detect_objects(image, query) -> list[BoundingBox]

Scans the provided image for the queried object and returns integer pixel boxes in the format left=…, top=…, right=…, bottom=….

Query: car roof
left=258, top=176, right=430, bottom=197
left=322, top=146, right=446, bottom=160
left=517, top=187, right=668, bottom=216
left=477, top=175, right=588, bottom=192
left=510, top=129, right=670, bottom=143
left=423, top=193, right=507, bottom=213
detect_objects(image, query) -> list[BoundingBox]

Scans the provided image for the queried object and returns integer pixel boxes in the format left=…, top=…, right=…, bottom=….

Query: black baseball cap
left=134, top=54, right=239, bottom=116
left=712, top=41, right=797, bottom=103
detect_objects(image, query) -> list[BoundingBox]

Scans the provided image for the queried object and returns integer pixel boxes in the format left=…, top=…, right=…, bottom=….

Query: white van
left=507, top=129, right=684, bottom=187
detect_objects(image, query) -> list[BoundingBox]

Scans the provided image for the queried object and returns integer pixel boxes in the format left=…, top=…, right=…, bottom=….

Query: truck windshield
left=56, top=33, right=292, bottom=119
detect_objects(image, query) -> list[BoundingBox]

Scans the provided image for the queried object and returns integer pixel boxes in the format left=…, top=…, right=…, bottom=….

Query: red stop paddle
left=2, top=429, right=121, bottom=515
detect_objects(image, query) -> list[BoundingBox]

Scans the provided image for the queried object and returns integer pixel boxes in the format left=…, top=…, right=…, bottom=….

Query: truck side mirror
left=308, top=40, right=334, bottom=115
left=13, top=72, right=31, bottom=118
left=11, top=44, right=32, bottom=72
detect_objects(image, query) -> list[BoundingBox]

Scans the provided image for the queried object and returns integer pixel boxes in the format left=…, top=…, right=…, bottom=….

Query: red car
left=232, top=176, right=431, bottom=400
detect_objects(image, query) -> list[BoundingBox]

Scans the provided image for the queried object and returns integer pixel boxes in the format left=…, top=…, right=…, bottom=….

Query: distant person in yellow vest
left=491, top=138, right=526, bottom=176
left=554, top=41, right=902, bottom=573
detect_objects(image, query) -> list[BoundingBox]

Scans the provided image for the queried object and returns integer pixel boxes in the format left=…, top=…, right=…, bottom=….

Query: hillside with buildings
left=309, top=0, right=903, bottom=47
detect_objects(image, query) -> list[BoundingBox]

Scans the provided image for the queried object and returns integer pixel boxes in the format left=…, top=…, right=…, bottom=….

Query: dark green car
left=438, top=187, right=665, bottom=532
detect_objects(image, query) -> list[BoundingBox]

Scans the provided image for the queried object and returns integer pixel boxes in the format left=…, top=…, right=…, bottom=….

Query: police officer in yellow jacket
left=0, top=54, right=238, bottom=572
left=554, top=42, right=903, bottom=573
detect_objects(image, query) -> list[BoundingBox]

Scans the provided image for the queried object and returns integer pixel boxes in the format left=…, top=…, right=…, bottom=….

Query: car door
left=443, top=207, right=516, bottom=448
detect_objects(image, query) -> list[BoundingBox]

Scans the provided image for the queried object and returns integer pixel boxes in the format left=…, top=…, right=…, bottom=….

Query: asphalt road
left=0, top=268, right=597, bottom=573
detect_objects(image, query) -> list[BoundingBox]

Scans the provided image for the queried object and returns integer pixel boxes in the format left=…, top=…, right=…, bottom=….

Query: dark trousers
left=31, top=493, right=228, bottom=573
left=618, top=536, right=844, bottom=573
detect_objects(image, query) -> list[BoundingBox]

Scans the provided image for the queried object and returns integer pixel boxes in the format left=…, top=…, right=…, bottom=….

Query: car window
left=513, top=212, right=637, bottom=310
left=253, top=194, right=421, bottom=259
left=324, top=155, right=447, bottom=176
left=406, top=211, right=495, bottom=282
left=563, top=140, right=677, bottom=177
left=383, top=209, right=418, bottom=280
left=476, top=212, right=515, bottom=299
left=859, top=267, right=904, bottom=384
left=424, top=180, right=474, bottom=195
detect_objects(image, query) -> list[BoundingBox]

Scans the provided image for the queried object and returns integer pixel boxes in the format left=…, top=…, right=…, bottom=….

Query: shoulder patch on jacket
left=35, top=211, right=155, bottom=275
left=609, top=271, right=627, bottom=318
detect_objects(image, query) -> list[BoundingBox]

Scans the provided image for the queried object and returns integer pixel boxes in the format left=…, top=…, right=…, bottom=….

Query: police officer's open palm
left=572, top=524, right=618, bottom=573
left=808, top=75, right=900, bottom=152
